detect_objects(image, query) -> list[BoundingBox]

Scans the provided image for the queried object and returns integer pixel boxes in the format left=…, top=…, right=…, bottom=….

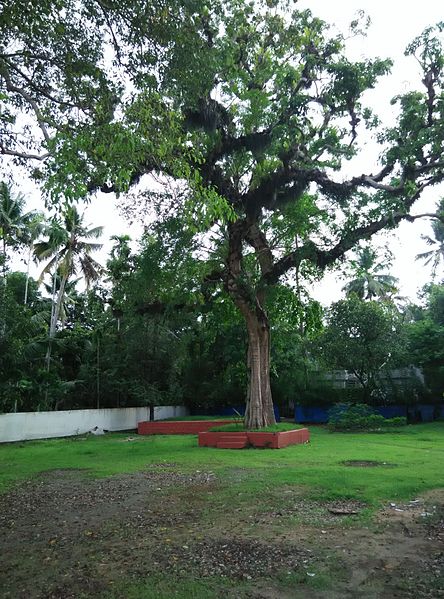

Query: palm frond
left=416, top=250, right=434, bottom=263
left=77, top=242, right=103, bottom=253
left=79, top=254, right=103, bottom=287
left=33, top=241, right=59, bottom=261
left=82, top=226, right=104, bottom=239
left=38, top=255, right=60, bottom=282
left=420, top=234, right=438, bottom=247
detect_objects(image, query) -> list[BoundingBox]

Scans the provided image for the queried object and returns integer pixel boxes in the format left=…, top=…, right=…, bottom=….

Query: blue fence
left=295, top=404, right=441, bottom=424
left=295, top=406, right=329, bottom=424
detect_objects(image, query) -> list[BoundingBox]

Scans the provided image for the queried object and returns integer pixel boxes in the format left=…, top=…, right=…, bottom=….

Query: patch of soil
left=250, top=499, right=366, bottom=526
left=0, top=468, right=218, bottom=598
left=0, top=468, right=216, bottom=531
left=1, top=468, right=444, bottom=599
left=342, top=460, right=397, bottom=468
left=160, top=537, right=313, bottom=579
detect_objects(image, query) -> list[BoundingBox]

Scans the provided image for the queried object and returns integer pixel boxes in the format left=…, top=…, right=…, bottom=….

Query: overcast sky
left=297, top=0, right=444, bottom=302
left=14, top=0, right=444, bottom=303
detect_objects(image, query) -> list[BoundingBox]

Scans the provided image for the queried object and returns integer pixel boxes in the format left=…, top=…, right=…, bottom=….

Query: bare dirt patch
left=1, top=469, right=443, bottom=598
left=243, top=498, right=366, bottom=527
left=160, top=537, right=313, bottom=579
left=342, top=460, right=397, bottom=468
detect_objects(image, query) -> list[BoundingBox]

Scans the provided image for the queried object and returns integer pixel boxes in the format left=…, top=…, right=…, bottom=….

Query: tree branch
left=96, top=0, right=122, bottom=65
left=1, top=66, right=51, bottom=143
left=244, top=221, right=274, bottom=276
left=261, top=182, right=443, bottom=286
left=0, top=144, right=50, bottom=161
left=4, top=59, right=80, bottom=109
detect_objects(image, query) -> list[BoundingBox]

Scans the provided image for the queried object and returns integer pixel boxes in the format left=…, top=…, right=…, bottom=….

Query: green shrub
left=328, top=403, right=407, bottom=431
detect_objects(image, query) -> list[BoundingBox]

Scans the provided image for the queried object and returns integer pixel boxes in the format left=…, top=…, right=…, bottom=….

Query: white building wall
left=0, top=405, right=189, bottom=443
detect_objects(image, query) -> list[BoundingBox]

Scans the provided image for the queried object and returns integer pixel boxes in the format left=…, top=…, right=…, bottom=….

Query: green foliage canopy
left=320, top=296, right=407, bottom=401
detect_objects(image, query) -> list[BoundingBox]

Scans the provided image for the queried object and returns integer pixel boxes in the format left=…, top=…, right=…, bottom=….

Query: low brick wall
left=198, top=427, right=310, bottom=449
left=137, top=420, right=234, bottom=435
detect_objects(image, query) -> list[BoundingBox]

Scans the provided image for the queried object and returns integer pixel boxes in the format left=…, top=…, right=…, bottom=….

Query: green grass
left=102, top=574, right=252, bottom=599
left=1, top=422, right=444, bottom=505
left=209, top=422, right=303, bottom=432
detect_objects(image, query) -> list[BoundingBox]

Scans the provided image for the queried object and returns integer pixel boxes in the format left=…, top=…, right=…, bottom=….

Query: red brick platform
left=137, top=420, right=234, bottom=435
left=198, top=428, right=310, bottom=449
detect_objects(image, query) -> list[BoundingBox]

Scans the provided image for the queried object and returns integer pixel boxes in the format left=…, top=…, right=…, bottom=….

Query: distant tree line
left=1, top=181, right=443, bottom=414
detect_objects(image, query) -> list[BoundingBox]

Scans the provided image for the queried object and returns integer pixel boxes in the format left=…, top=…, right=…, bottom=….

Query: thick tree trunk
left=243, top=312, right=275, bottom=429
left=226, top=218, right=277, bottom=430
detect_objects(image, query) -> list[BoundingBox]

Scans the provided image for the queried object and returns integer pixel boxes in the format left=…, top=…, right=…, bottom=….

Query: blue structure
left=295, top=404, right=441, bottom=424
left=407, top=404, right=436, bottom=422
left=295, top=406, right=329, bottom=424
left=375, top=406, right=407, bottom=419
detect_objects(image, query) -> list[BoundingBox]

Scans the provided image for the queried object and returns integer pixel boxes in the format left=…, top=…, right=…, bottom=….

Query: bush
left=328, top=403, right=407, bottom=431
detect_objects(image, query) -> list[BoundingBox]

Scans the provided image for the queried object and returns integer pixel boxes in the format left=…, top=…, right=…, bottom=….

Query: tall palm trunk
left=24, top=243, right=33, bottom=305
left=45, top=269, right=68, bottom=369
left=44, top=268, right=68, bottom=410
left=96, top=334, right=101, bottom=409
left=1, top=238, right=7, bottom=336
left=44, top=269, right=68, bottom=407
left=44, top=263, right=58, bottom=371
left=1, top=238, right=7, bottom=283
left=2, top=238, right=6, bottom=283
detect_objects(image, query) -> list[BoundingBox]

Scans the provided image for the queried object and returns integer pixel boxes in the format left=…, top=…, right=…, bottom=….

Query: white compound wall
left=0, top=405, right=188, bottom=443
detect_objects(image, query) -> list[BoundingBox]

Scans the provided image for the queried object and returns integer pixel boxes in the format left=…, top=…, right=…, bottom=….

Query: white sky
left=300, top=0, right=444, bottom=303
left=11, top=0, right=444, bottom=303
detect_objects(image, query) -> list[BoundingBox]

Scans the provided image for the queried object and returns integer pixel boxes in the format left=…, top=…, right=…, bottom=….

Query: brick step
left=216, top=441, right=248, bottom=449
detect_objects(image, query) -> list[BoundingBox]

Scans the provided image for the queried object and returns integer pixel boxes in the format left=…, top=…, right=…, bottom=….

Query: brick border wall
left=198, top=428, right=310, bottom=449
left=137, top=420, right=234, bottom=435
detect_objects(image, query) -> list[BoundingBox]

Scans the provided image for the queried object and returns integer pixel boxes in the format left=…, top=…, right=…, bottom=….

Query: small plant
left=328, top=403, right=407, bottom=431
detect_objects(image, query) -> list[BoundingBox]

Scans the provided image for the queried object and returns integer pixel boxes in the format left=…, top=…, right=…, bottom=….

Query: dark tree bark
left=243, top=308, right=275, bottom=429
left=226, top=218, right=276, bottom=429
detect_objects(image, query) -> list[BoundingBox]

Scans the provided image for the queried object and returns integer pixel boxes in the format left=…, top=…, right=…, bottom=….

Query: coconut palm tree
left=0, top=182, right=38, bottom=337
left=23, top=211, right=47, bottom=305
left=343, top=246, right=399, bottom=301
left=416, top=199, right=444, bottom=279
left=43, top=273, right=81, bottom=329
left=0, top=181, right=28, bottom=279
left=34, top=205, right=103, bottom=370
left=107, top=234, right=133, bottom=331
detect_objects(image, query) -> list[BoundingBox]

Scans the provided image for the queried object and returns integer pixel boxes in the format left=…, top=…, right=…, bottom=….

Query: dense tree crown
left=320, top=296, right=406, bottom=402
left=1, top=1, right=444, bottom=426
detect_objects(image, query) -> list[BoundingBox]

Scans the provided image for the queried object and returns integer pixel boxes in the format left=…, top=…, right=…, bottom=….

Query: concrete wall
left=0, top=405, right=189, bottom=443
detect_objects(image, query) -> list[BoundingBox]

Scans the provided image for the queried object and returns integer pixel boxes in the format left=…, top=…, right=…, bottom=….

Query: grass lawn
left=2, top=423, right=443, bottom=502
left=1, top=423, right=444, bottom=598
